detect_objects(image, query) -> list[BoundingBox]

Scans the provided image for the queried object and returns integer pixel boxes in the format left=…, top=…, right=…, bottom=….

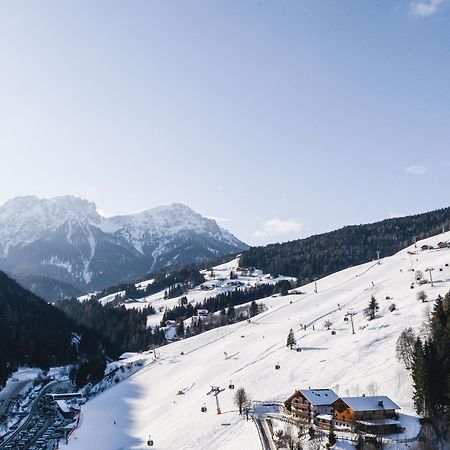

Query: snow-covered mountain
left=0, top=196, right=247, bottom=295
left=64, top=231, right=450, bottom=450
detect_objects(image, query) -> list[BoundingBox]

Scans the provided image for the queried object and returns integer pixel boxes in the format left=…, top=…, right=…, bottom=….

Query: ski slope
left=64, top=232, right=450, bottom=450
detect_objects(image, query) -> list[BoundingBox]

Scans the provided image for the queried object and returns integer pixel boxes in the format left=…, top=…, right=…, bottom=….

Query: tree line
left=240, top=207, right=450, bottom=284
left=160, top=280, right=292, bottom=325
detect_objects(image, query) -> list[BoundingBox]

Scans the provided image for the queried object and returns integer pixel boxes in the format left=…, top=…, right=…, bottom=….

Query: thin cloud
left=253, top=218, right=303, bottom=239
left=410, top=0, right=445, bottom=16
left=404, top=164, right=430, bottom=175
left=206, top=215, right=231, bottom=224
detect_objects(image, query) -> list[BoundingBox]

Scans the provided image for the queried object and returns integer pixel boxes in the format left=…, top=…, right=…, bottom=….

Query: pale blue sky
left=0, top=1, right=449, bottom=245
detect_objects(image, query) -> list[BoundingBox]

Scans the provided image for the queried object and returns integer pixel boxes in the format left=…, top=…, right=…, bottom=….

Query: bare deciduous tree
left=234, top=387, right=249, bottom=415
left=417, top=290, right=428, bottom=303
left=396, top=327, right=416, bottom=370
left=367, top=382, right=379, bottom=396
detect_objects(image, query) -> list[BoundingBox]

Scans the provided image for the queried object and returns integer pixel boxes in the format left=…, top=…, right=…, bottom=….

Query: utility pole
left=207, top=386, right=225, bottom=415
left=376, top=251, right=381, bottom=265
left=346, top=311, right=357, bottom=334
left=425, top=267, right=435, bottom=287
left=314, top=278, right=318, bottom=293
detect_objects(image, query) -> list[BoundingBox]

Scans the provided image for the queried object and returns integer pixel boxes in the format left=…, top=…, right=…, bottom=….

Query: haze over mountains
left=0, top=196, right=247, bottom=298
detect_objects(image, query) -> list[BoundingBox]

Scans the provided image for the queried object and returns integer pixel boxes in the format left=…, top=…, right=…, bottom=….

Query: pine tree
left=327, top=427, right=337, bottom=448
left=286, top=329, right=296, bottom=349
left=227, top=305, right=236, bottom=322
left=249, top=301, right=259, bottom=317
left=365, top=295, right=379, bottom=321
left=411, top=337, right=426, bottom=415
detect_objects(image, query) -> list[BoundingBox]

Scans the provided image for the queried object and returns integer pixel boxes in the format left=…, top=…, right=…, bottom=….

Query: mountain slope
left=64, top=232, right=450, bottom=450
left=0, top=196, right=247, bottom=296
left=0, top=271, right=76, bottom=385
left=241, top=206, right=450, bottom=283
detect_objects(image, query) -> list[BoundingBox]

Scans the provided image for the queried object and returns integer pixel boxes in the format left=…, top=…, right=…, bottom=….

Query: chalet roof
left=299, top=389, right=339, bottom=406
left=340, top=396, right=400, bottom=412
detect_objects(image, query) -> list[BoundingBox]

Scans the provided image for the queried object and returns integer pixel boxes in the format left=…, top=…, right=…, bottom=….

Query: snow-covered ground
left=92, top=257, right=296, bottom=328
left=64, top=232, right=450, bottom=450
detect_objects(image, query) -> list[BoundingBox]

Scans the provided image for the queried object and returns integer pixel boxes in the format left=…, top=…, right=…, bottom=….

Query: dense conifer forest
left=240, top=207, right=450, bottom=284
left=56, top=299, right=165, bottom=358
left=0, top=272, right=77, bottom=385
left=411, top=291, right=450, bottom=421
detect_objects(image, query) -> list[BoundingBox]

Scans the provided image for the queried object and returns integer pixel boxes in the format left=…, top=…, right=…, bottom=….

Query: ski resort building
left=283, top=389, right=339, bottom=423
left=331, top=396, right=401, bottom=434
left=285, top=390, right=402, bottom=435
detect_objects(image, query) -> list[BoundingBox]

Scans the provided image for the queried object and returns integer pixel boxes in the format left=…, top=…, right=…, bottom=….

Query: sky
left=0, top=1, right=449, bottom=246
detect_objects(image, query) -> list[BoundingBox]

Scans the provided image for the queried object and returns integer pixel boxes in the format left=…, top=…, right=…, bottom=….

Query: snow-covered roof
left=340, top=396, right=400, bottom=412
left=356, top=418, right=400, bottom=426
left=316, top=414, right=333, bottom=420
left=119, top=352, right=138, bottom=360
left=56, top=400, right=72, bottom=414
left=299, top=389, right=339, bottom=406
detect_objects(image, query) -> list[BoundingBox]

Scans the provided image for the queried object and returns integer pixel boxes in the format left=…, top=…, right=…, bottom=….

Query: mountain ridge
left=0, top=196, right=247, bottom=297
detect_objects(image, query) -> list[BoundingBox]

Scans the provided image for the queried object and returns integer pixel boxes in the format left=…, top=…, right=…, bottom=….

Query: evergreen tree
left=411, top=337, right=426, bottom=415
left=249, top=301, right=259, bottom=317
left=365, top=296, right=379, bottom=321
left=176, top=320, right=185, bottom=338
left=327, top=427, right=337, bottom=448
left=286, top=329, right=296, bottom=349
left=227, top=305, right=236, bottom=322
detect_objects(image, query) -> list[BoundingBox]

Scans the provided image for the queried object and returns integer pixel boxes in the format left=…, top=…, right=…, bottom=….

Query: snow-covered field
left=91, top=256, right=296, bottom=328
left=65, top=232, right=450, bottom=450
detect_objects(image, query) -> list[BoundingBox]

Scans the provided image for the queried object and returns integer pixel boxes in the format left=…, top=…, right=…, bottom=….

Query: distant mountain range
left=0, top=196, right=247, bottom=299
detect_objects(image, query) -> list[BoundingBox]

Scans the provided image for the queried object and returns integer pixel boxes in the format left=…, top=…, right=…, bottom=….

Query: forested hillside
left=57, top=299, right=165, bottom=358
left=0, top=272, right=77, bottom=385
left=241, top=207, right=450, bottom=283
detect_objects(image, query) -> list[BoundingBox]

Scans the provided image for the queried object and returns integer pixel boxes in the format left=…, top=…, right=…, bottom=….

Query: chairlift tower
left=207, top=386, right=225, bottom=415
left=425, top=267, right=435, bottom=287
left=345, top=311, right=357, bottom=334
left=376, top=251, right=381, bottom=265
left=314, top=278, right=318, bottom=293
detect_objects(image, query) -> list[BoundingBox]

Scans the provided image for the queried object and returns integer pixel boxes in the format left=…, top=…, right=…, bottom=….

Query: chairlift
left=344, top=317, right=349, bottom=322
left=275, top=363, right=280, bottom=370
left=228, top=380, right=235, bottom=390
left=201, top=404, right=207, bottom=413
left=147, top=435, right=154, bottom=446
left=331, top=330, right=336, bottom=335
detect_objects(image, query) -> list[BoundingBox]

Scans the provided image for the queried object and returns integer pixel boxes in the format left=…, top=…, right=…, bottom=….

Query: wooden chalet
left=284, top=389, right=338, bottom=423
left=331, top=396, right=401, bottom=434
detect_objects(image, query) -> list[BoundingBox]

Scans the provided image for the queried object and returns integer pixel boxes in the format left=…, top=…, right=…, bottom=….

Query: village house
left=330, top=396, right=401, bottom=434
left=284, top=388, right=339, bottom=423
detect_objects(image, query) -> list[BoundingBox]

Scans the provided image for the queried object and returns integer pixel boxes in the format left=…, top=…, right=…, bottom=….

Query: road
left=0, top=379, right=70, bottom=449
left=0, top=380, right=30, bottom=418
